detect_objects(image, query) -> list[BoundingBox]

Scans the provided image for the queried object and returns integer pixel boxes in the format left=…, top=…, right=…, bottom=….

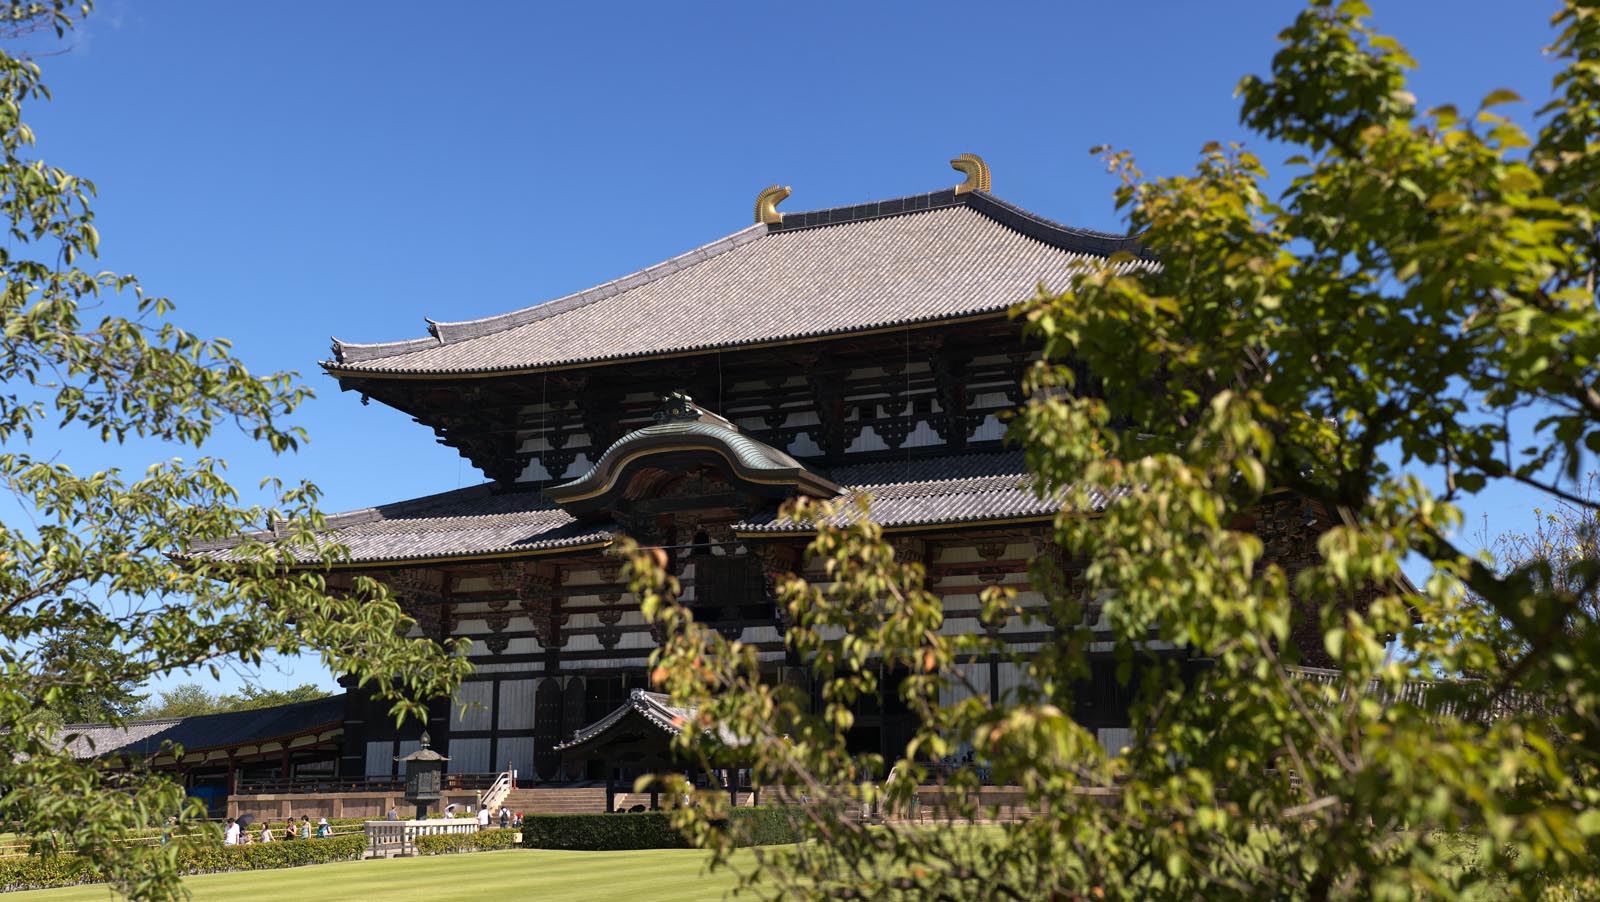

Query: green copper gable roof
left=548, top=411, right=839, bottom=517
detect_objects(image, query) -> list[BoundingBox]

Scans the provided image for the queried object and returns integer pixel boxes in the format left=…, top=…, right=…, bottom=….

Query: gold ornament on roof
left=951, top=153, right=991, bottom=195
left=754, top=185, right=791, bottom=224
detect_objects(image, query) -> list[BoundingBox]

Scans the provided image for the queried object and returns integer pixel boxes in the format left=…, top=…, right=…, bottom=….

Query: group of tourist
left=222, top=814, right=334, bottom=845
left=399, top=805, right=522, bottom=828
left=479, top=806, right=520, bottom=829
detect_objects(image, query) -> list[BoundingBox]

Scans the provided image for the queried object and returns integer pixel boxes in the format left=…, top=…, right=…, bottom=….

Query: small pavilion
left=555, top=688, right=751, bottom=812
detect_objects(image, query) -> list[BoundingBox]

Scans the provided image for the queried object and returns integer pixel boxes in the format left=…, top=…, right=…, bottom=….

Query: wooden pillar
left=604, top=767, right=615, bottom=813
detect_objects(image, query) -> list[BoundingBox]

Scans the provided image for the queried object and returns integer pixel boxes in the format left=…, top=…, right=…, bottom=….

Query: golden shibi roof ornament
left=754, top=185, right=791, bottom=224
left=951, top=153, right=991, bottom=195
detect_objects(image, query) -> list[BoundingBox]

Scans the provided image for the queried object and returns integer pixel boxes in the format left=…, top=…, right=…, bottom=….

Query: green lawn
left=3, top=848, right=751, bottom=902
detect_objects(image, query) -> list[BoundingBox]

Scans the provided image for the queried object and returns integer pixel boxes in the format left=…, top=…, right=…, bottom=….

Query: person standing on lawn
left=476, top=805, right=489, bottom=829
left=299, top=815, right=312, bottom=839
left=316, top=818, right=332, bottom=838
left=223, top=818, right=240, bottom=846
left=258, top=821, right=272, bottom=844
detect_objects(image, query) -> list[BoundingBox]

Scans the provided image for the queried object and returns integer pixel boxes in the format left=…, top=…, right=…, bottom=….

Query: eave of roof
left=323, top=188, right=1151, bottom=380
left=235, top=451, right=1073, bottom=569
left=190, top=483, right=617, bottom=570
left=735, top=451, right=1107, bottom=535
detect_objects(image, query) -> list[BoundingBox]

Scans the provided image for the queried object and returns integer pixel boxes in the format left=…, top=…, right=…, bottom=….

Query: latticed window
left=692, top=553, right=769, bottom=628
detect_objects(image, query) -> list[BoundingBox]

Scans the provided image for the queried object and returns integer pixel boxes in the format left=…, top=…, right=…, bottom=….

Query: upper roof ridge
left=323, top=189, right=1154, bottom=375
left=766, top=188, right=1147, bottom=260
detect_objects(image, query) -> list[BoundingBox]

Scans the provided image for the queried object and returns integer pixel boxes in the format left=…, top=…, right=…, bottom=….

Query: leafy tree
left=626, top=1, right=1600, bottom=898
left=1494, top=473, right=1599, bottom=621
left=218, top=681, right=332, bottom=712
left=137, top=682, right=331, bottom=719
left=30, top=623, right=147, bottom=724
left=0, top=3, right=470, bottom=899
left=137, top=684, right=223, bottom=720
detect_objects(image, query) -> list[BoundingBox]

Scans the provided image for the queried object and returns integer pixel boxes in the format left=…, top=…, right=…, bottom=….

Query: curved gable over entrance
left=548, top=392, right=838, bottom=522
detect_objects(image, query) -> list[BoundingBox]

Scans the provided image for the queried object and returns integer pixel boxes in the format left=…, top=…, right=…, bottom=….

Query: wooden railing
left=236, top=773, right=499, bottom=795
left=364, top=817, right=480, bottom=857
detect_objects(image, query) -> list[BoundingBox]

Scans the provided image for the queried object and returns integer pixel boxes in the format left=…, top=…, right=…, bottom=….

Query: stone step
left=500, top=787, right=607, bottom=815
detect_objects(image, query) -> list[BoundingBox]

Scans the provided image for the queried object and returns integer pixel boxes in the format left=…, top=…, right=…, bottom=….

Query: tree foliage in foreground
left=0, top=4, right=469, bottom=900
left=624, top=1, right=1600, bottom=898
left=1486, top=473, right=1599, bottom=653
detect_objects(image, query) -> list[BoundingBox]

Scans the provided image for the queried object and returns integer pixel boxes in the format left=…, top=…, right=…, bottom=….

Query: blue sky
left=11, top=1, right=1574, bottom=697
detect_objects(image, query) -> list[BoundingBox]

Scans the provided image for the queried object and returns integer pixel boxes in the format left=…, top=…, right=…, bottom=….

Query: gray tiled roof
left=234, top=453, right=1087, bottom=567
left=197, top=484, right=614, bottom=566
left=60, top=695, right=346, bottom=760
left=736, top=451, right=1115, bottom=533
left=327, top=190, right=1150, bottom=376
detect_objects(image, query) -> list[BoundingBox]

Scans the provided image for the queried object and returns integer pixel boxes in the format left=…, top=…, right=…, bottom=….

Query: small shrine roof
left=325, top=189, right=1151, bottom=378
left=553, top=689, right=693, bottom=754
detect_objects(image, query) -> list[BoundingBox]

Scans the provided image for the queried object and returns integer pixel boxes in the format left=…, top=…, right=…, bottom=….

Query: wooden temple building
left=238, top=155, right=1339, bottom=798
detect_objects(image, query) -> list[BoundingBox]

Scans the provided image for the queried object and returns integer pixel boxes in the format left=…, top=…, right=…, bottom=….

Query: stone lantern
left=396, top=731, right=449, bottom=820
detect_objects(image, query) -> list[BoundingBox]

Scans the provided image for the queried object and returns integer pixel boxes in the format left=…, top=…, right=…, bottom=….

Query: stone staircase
left=500, top=786, right=607, bottom=815
left=611, top=791, right=757, bottom=811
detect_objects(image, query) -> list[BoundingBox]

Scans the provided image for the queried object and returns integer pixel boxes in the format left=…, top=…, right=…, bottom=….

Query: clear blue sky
left=13, top=1, right=1573, bottom=697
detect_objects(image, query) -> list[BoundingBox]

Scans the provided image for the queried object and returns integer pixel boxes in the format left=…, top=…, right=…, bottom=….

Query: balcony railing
left=234, top=773, right=500, bottom=796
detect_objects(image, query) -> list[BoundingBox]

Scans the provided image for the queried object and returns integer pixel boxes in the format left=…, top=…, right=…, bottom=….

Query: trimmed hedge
left=179, top=833, right=368, bottom=873
left=0, top=817, right=375, bottom=851
left=730, top=806, right=803, bottom=847
left=0, top=854, right=100, bottom=892
left=414, top=828, right=520, bottom=856
left=0, top=834, right=368, bottom=892
left=523, top=812, right=690, bottom=851
left=522, top=807, right=801, bottom=851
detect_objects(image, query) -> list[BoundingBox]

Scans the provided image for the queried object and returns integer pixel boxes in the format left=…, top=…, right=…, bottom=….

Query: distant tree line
left=30, top=624, right=333, bottom=724
left=136, top=682, right=332, bottom=720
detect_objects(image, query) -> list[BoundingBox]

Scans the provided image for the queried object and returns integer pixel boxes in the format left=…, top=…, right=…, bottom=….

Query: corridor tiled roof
left=326, top=190, right=1150, bottom=377
left=60, top=695, right=346, bottom=760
